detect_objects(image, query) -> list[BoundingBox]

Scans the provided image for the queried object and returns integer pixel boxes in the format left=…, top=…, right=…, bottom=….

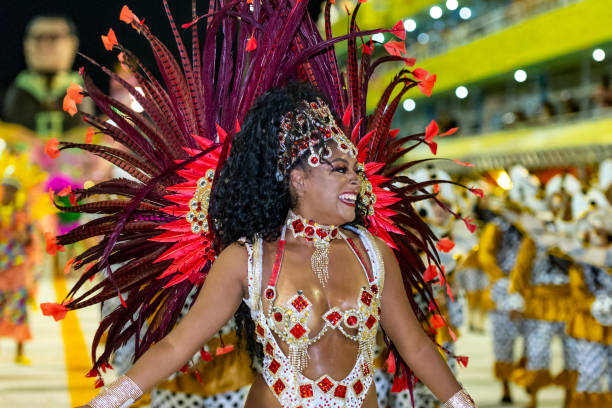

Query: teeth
left=339, top=193, right=357, bottom=201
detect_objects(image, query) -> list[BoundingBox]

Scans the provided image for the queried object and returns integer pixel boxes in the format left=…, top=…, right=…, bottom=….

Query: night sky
left=0, top=0, right=325, bottom=90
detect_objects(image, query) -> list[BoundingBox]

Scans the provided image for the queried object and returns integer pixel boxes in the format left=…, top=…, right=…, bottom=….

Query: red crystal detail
left=353, top=379, right=364, bottom=395
left=256, top=324, right=265, bottom=337
left=362, top=363, right=371, bottom=376
left=334, top=384, right=347, bottom=398
left=317, top=377, right=334, bottom=393
left=274, top=312, right=283, bottom=322
left=265, top=288, right=276, bottom=299
left=365, top=315, right=377, bottom=329
left=268, top=359, right=280, bottom=374
left=340, top=143, right=348, bottom=149
left=299, top=384, right=314, bottom=398
left=361, top=291, right=373, bottom=306
left=346, top=315, right=358, bottom=327
left=273, top=379, right=285, bottom=395
left=290, top=323, right=307, bottom=339
left=291, top=295, right=309, bottom=312
left=326, top=311, right=342, bottom=326
left=310, top=156, right=319, bottom=164
left=370, top=284, right=379, bottom=294
left=331, top=228, right=338, bottom=238
left=331, top=126, right=339, bottom=133
left=265, top=342, right=274, bottom=355
left=316, top=228, right=328, bottom=238
left=305, top=226, right=315, bottom=236
left=292, top=219, right=304, bottom=233
left=311, top=102, right=317, bottom=108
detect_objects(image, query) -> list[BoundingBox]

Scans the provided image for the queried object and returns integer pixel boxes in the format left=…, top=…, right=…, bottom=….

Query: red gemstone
left=274, top=312, right=283, bottom=322
left=334, top=384, right=347, bottom=398
left=292, top=219, right=304, bottom=233
left=256, top=324, right=265, bottom=337
left=269, top=359, right=281, bottom=374
left=317, top=377, right=334, bottom=393
left=331, top=126, right=338, bottom=133
left=290, top=323, right=307, bottom=339
left=311, top=102, right=317, bottom=108
left=353, top=380, right=364, bottom=395
left=305, top=226, right=315, bottom=236
left=362, top=363, right=371, bottom=376
left=291, top=295, right=309, bottom=312
left=325, top=311, right=342, bottom=326
left=265, top=288, right=276, bottom=299
left=316, top=228, right=328, bottom=238
left=365, top=315, right=377, bottom=329
left=341, top=143, right=348, bottom=149
left=265, top=342, right=274, bottom=355
left=273, top=379, right=285, bottom=395
left=310, top=156, right=319, bottom=164
left=331, top=229, right=338, bottom=237
left=299, top=384, right=314, bottom=398
left=346, top=315, right=358, bottom=327
left=370, top=284, right=378, bottom=294
left=361, top=291, right=373, bottom=306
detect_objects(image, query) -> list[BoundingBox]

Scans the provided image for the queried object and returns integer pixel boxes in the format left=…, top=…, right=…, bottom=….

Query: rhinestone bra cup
left=245, top=226, right=384, bottom=408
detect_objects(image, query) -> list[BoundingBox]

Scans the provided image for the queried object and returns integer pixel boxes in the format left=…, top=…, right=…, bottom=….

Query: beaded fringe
left=311, top=241, right=330, bottom=287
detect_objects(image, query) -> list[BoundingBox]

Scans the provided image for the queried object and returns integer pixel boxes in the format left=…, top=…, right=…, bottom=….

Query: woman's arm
left=82, top=242, right=249, bottom=407
left=378, top=240, right=463, bottom=402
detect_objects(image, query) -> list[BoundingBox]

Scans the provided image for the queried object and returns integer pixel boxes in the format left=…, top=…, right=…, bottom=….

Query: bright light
left=403, top=99, right=416, bottom=112
left=417, top=33, right=430, bottom=44
left=404, top=19, right=417, bottom=32
left=446, top=0, right=459, bottom=11
left=593, top=48, right=606, bottom=62
left=514, top=69, right=527, bottom=82
left=496, top=171, right=513, bottom=190
left=0, top=138, right=6, bottom=153
left=430, top=6, right=443, bottom=19
left=459, top=7, right=472, bottom=19
left=455, top=86, right=468, bottom=99
left=372, top=33, right=385, bottom=43
left=5, top=164, right=15, bottom=176
left=130, top=98, right=144, bottom=113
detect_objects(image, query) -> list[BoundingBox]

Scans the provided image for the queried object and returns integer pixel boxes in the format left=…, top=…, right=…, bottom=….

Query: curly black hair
left=209, top=81, right=368, bottom=368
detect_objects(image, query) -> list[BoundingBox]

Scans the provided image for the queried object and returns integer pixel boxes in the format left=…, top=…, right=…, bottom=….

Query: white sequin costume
left=244, top=226, right=384, bottom=408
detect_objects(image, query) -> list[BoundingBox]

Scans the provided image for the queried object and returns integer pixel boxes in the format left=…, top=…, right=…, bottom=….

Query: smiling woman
left=39, top=1, right=477, bottom=408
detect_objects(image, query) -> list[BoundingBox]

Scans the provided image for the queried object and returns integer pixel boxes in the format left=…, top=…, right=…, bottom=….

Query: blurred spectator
left=1, top=14, right=92, bottom=136
left=592, top=73, right=612, bottom=109
left=536, top=99, right=556, bottom=124
left=559, top=90, right=580, bottom=115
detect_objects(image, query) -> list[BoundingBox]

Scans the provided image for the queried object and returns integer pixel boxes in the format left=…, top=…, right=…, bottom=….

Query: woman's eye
left=332, top=166, right=347, bottom=173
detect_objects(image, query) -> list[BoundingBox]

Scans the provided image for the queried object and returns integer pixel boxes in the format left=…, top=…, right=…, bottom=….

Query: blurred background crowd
left=0, top=1, right=610, bottom=407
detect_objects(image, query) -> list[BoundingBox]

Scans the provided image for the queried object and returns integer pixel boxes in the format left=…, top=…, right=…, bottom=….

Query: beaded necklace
left=285, top=210, right=342, bottom=287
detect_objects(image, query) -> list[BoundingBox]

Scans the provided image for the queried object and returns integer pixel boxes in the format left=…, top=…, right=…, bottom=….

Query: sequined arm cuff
left=88, top=375, right=143, bottom=408
left=443, top=389, right=476, bottom=407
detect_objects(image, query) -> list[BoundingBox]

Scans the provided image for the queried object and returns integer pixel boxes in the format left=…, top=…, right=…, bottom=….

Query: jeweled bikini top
left=261, top=224, right=382, bottom=372
left=246, top=225, right=384, bottom=407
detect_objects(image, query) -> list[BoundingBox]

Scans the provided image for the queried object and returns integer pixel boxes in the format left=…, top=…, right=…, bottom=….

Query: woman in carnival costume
left=0, top=152, right=46, bottom=364
left=41, top=1, right=479, bottom=407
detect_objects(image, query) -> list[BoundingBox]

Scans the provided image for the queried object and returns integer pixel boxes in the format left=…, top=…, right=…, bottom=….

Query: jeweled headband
left=276, top=98, right=357, bottom=181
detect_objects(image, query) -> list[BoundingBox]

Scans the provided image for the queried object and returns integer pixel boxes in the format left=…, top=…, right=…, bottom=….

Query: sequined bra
left=244, top=226, right=384, bottom=408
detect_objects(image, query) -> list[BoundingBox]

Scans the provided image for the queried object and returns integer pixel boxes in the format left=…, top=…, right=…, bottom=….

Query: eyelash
left=331, top=166, right=365, bottom=176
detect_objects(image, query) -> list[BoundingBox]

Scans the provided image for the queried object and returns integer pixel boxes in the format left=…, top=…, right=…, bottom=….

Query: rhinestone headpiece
left=276, top=98, right=357, bottom=181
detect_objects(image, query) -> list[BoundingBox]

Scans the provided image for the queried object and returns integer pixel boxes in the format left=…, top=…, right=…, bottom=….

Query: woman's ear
left=290, top=168, right=306, bottom=200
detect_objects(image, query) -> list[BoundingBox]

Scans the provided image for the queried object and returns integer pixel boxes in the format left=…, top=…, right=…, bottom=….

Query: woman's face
left=290, top=145, right=361, bottom=225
